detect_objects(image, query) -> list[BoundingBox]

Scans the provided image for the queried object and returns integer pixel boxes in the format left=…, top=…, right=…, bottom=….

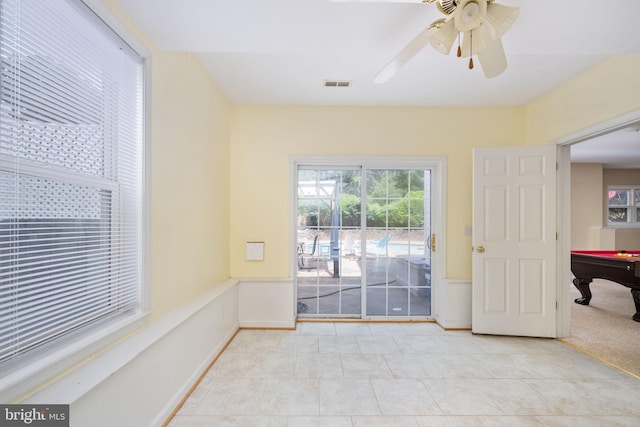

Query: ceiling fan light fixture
left=484, top=3, right=519, bottom=39
left=453, top=0, right=486, bottom=32
left=462, top=2, right=479, bottom=22
left=428, top=18, right=456, bottom=55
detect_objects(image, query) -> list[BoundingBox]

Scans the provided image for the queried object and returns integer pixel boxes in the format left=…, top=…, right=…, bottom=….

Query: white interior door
left=472, top=145, right=557, bottom=337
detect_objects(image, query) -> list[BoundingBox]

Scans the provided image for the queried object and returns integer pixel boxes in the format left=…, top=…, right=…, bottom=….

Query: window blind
left=0, top=0, right=145, bottom=373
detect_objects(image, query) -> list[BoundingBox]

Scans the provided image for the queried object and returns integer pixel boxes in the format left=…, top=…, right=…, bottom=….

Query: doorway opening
left=556, top=109, right=640, bottom=337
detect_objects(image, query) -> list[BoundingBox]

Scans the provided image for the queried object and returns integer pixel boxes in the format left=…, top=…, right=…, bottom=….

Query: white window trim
left=606, top=185, right=640, bottom=227
left=83, top=0, right=152, bottom=329
left=0, top=0, right=152, bottom=403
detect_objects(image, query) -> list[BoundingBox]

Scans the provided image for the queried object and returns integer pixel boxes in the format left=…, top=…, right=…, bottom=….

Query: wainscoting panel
left=239, top=279, right=296, bottom=329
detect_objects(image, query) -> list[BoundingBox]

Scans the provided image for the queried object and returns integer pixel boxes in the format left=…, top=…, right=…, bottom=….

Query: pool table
left=571, top=250, right=640, bottom=322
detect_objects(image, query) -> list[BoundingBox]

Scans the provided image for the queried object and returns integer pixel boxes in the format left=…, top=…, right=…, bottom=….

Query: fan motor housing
left=438, top=0, right=493, bottom=15
left=438, top=0, right=457, bottom=15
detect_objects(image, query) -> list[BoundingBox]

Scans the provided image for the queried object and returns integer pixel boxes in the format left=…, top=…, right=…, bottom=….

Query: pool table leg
left=631, top=289, right=640, bottom=322
left=572, top=278, right=592, bottom=305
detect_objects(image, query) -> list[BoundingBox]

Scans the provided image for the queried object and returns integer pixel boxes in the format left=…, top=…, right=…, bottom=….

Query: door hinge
left=556, top=301, right=559, bottom=310
left=556, top=232, right=558, bottom=241
left=431, top=234, right=436, bottom=252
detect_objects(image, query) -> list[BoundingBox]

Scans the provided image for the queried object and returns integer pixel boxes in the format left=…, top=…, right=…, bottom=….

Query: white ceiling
left=570, top=125, right=640, bottom=169
left=111, top=0, right=640, bottom=166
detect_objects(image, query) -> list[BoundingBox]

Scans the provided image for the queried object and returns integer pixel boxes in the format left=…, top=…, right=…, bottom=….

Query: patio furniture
left=354, top=235, right=392, bottom=258
left=298, top=234, right=319, bottom=269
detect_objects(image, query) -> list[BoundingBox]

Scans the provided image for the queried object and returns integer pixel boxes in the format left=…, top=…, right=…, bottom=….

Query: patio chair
left=354, top=234, right=392, bottom=258
left=372, top=235, right=392, bottom=257
left=298, top=234, right=319, bottom=269
left=342, top=233, right=356, bottom=256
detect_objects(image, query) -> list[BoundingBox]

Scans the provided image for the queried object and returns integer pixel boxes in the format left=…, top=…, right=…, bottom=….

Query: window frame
left=606, top=185, right=640, bottom=227
left=0, top=0, right=151, bottom=402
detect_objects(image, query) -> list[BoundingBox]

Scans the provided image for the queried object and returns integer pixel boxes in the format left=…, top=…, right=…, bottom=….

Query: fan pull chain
left=457, top=32, right=462, bottom=57
left=468, top=30, right=474, bottom=69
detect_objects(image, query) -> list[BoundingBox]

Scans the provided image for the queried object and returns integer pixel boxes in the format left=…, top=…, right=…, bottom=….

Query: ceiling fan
left=335, top=0, right=520, bottom=82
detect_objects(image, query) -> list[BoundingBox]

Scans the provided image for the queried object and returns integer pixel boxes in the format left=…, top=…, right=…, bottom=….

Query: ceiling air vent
left=324, top=80, right=351, bottom=88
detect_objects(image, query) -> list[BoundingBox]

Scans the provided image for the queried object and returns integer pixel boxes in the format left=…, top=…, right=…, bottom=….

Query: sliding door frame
left=291, top=156, right=447, bottom=319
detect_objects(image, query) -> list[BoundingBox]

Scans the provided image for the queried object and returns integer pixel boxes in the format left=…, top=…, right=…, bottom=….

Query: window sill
left=0, top=311, right=150, bottom=403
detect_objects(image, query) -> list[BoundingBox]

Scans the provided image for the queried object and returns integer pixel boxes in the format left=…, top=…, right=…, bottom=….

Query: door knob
left=474, top=246, right=485, bottom=253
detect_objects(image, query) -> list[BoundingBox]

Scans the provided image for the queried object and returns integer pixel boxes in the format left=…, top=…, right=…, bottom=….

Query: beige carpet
left=563, top=279, right=640, bottom=377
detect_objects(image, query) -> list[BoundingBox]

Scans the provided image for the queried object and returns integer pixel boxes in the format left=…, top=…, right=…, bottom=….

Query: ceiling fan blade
left=476, top=27, right=508, bottom=78
left=374, top=27, right=432, bottom=83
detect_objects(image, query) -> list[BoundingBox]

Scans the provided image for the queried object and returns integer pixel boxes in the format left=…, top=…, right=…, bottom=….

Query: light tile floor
left=168, top=322, right=640, bottom=426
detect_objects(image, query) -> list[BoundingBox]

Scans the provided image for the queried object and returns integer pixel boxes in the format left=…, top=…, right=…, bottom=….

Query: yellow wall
left=525, top=55, right=640, bottom=145
left=149, top=52, right=231, bottom=318
left=102, top=1, right=232, bottom=319
left=229, top=106, right=524, bottom=280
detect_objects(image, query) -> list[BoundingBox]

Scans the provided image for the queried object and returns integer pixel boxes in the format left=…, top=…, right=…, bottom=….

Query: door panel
left=520, top=259, right=544, bottom=313
left=484, top=259, right=507, bottom=312
left=472, top=146, right=557, bottom=337
left=485, top=186, right=507, bottom=239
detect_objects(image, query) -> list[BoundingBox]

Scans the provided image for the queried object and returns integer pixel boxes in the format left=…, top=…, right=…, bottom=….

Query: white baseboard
left=239, top=320, right=296, bottom=329
left=435, top=279, right=472, bottom=329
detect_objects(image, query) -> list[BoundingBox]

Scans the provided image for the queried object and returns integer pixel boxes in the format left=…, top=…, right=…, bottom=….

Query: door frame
left=291, top=156, right=447, bottom=319
left=554, top=108, right=640, bottom=337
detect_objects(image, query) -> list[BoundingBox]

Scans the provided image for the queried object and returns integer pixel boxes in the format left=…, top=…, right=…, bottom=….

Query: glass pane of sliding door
left=364, top=169, right=431, bottom=317
left=296, top=168, right=362, bottom=317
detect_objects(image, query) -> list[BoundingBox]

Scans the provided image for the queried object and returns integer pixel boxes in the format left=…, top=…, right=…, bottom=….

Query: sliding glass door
left=296, top=163, right=433, bottom=319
